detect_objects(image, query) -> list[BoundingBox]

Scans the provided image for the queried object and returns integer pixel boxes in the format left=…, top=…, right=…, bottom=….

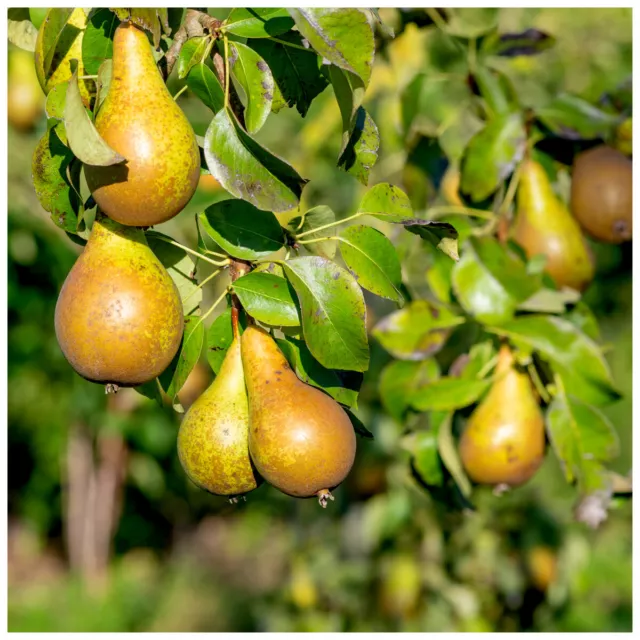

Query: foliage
left=7, top=6, right=632, bottom=633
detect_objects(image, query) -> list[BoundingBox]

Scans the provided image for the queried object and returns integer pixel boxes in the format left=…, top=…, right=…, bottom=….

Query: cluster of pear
left=54, top=21, right=200, bottom=386
left=459, top=344, right=546, bottom=489
left=514, top=148, right=632, bottom=292
left=178, top=324, right=357, bottom=506
left=442, top=146, right=632, bottom=292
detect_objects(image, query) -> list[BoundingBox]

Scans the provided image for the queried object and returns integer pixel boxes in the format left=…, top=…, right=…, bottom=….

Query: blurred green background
left=8, top=8, right=632, bottom=632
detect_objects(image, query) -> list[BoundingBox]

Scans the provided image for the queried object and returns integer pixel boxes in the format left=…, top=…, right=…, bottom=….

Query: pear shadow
left=85, top=162, right=130, bottom=192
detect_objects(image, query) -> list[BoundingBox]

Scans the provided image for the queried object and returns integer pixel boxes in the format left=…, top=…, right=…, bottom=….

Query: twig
left=212, top=51, right=246, bottom=128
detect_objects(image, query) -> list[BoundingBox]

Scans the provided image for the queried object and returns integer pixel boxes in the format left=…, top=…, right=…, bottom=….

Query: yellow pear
left=84, top=22, right=200, bottom=227
left=459, top=344, right=545, bottom=487
left=241, top=325, right=356, bottom=506
left=513, top=158, right=594, bottom=292
left=8, top=49, right=44, bottom=131
left=34, top=8, right=92, bottom=106
left=571, top=145, right=632, bottom=244
left=55, top=214, right=183, bottom=386
left=177, top=337, right=260, bottom=497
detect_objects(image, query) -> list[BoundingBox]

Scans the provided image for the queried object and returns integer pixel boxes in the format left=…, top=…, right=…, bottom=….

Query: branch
left=212, top=51, right=246, bottom=128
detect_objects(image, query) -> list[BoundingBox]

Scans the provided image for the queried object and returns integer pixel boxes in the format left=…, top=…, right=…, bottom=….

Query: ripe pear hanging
left=571, top=145, right=632, bottom=244
left=459, top=344, right=546, bottom=488
left=513, top=158, right=594, bottom=292
left=177, top=337, right=260, bottom=497
left=84, top=22, right=200, bottom=227
left=241, top=325, right=356, bottom=507
left=55, top=215, right=183, bottom=387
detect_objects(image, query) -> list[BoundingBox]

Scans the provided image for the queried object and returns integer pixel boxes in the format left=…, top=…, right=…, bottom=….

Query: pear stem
left=231, top=307, right=240, bottom=340
left=173, top=85, right=188, bottom=101
left=267, top=36, right=311, bottom=52
left=426, top=205, right=496, bottom=221
left=223, top=36, right=230, bottom=110
left=295, top=212, right=365, bottom=239
left=183, top=267, right=227, bottom=303
left=191, top=287, right=231, bottom=335
left=150, top=235, right=230, bottom=267
left=476, top=354, right=499, bottom=380
left=296, top=235, right=338, bottom=246
left=528, top=363, right=552, bottom=404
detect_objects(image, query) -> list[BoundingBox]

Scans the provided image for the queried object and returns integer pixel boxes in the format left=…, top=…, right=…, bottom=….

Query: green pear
left=177, top=338, right=260, bottom=497
left=513, top=158, right=594, bottom=292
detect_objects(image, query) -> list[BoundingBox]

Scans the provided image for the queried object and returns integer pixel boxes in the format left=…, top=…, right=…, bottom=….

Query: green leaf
left=29, top=8, right=48, bottom=30
left=177, top=36, right=213, bottom=80
left=158, top=315, right=205, bottom=410
left=346, top=409, right=373, bottom=439
left=436, top=411, right=473, bottom=498
left=204, top=108, right=306, bottom=212
left=232, top=272, right=300, bottom=327
left=228, top=41, right=274, bottom=134
left=288, top=206, right=337, bottom=259
left=276, top=337, right=362, bottom=408
left=223, top=8, right=294, bottom=38
left=547, top=383, right=619, bottom=488
left=452, top=238, right=519, bottom=325
left=536, top=93, right=620, bottom=140
left=36, top=8, right=75, bottom=82
left=185, top=63, right=225, bottom=114
left=145, top=231, right=203, bottom=316
left=288, top=8, right=375, bottom=87
left=8, top=8, right=38, bottom=52
left=518, top=287, right=580, bottom=314
left=82, top=8, right=118, bottom=75
left=339, top=225, right=403, bottom=304
left=32, top=124, right=83, bottom=233
left=451, top=340, right=497, bottom=379
left=401, top=73, right=470, bottom=139
left=487, top=315, right=620, bottom=405
left=248, top=32, right=329, bottom=117
left=94, top=59, right=112, bottom=114
left=411, top=376, right=491, bottom=412
left=372, top=300, right=465, bottom=360
left=283, top=256, right=369, bottom=372
left=482, top=28, right=555, bottom=58
left=337, top=107, right=379, bottom=185
left=379, top=359, right=441, bottom=422
left=357, top=183, right=414, bottom=222
left=199, top=199, right=285, bottom=260
left=472, top=67, right=513, bottom=117
left=403, top=430, right=444, bottom=487
left=64, top=67, right=125, bottom=166
left=403, top=220, right=459, bottom=261
left=45, top=83, right=67, bottom=120
left=460, top=112, right=526, bottom=201
left=133, top=378, right=164, bottom=407
left=329, top=65, right=366, bottom=154
left=443, top=8, right=499, bottom=38
left=564, top=301, right=601, bottom=342
left=206, top=307, right=249, bottom=375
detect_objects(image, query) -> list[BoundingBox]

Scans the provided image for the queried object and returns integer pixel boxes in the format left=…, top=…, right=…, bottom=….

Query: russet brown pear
left=459, top=344, right=546, bottom=487
left=55, top=215, right=183, bottom=386
left=571, top=145, right=632, bottom=244
left=513, top=158, right=594, bottom=292
left=84, top=22, right=200, bottom=227
left=241, top=325, right=356, bottom=506
left=177, top=338, right=260, bottom=497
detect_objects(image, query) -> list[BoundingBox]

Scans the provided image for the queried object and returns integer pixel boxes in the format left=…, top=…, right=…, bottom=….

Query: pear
left=8, top=49, right=44, bottom=131
left=459, top=344, right=545, bottom=488
left=177, top=338, right=260, bottom=497
left=513, top=158, right=594, bottom=292
left=84, top=22, right=200, bottom=227
left=34, top=8, right=92, bottom=106
left=55, top=214, right=183, bottom=386
left=571, top=145, right=632, bottom=244
left=241, top=325, right=356, bottom=506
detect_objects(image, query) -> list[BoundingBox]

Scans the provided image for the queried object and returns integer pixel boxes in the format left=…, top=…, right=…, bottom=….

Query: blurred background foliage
left=8, top=7, right=632, bottom=632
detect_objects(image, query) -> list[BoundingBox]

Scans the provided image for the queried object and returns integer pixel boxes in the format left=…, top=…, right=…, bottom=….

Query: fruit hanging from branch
left=513, top=157, right=595, bottom=292
left=459, top=344, right=546, bottom=488
left=54, top=214, right=184, bottom=388
left=241, top=325, right=356, bottom=507
left=84, top=22, right=200, bottom=227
